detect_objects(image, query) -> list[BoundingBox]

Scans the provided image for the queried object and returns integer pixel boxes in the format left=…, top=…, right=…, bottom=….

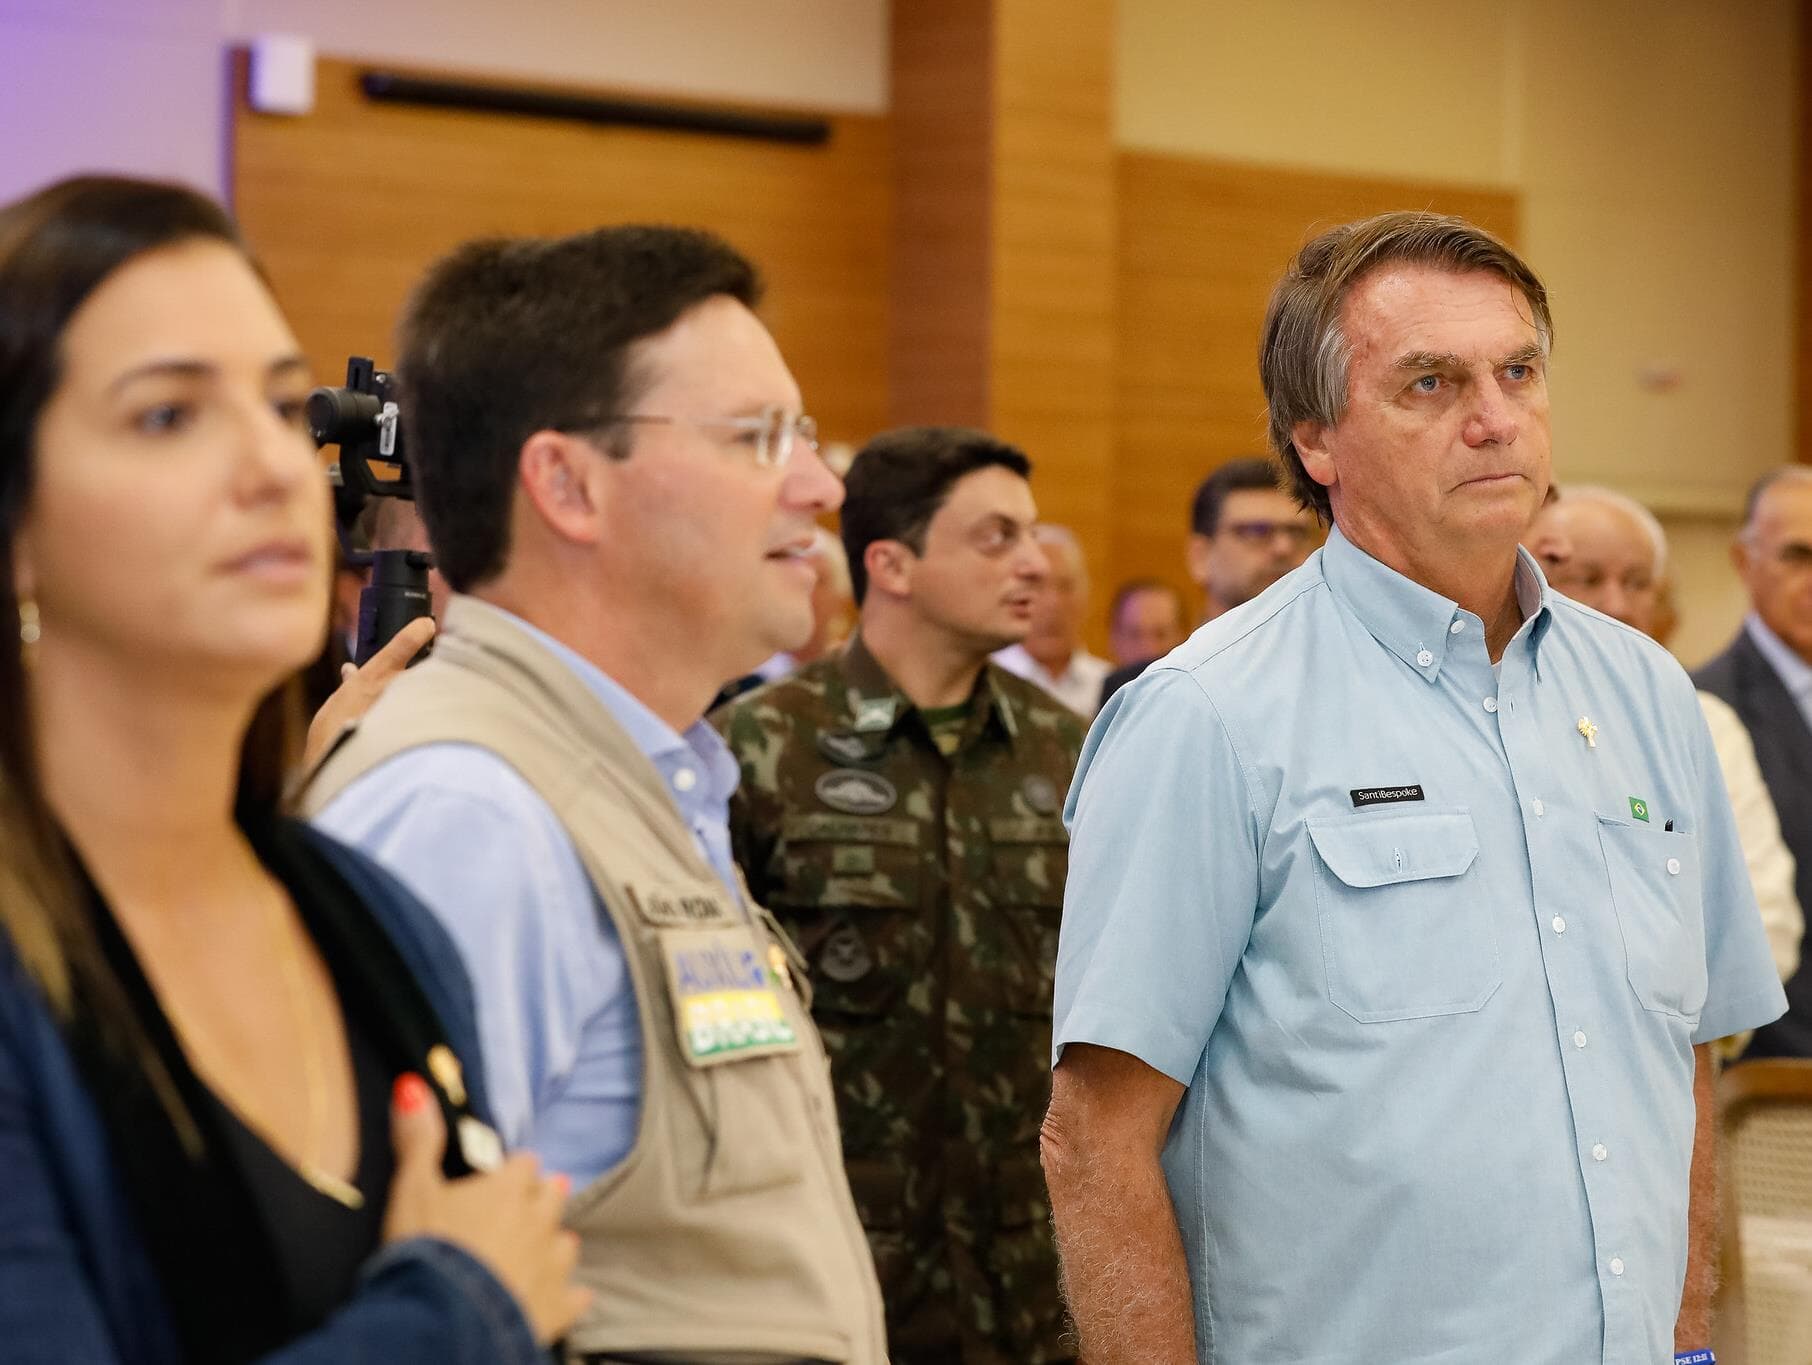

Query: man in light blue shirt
left=313, top=614, right=739, bottom=1180
left=1042, top=213, right=1785, bottom=1365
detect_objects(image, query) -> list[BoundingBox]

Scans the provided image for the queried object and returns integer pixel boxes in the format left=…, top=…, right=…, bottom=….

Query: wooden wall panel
left=1113, top=151, right=1520, bottom=605
left=889, top=0, right=993, bottom=428
left=990, top=0, right=1117, bottom=573
left=232, top=55, right=890, bottom=450
left=1800, top=0, right=1812, bottom=464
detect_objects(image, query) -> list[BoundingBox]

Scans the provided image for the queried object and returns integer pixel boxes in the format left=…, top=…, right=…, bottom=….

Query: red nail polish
left=393, top=1073, right=431, bottom=1114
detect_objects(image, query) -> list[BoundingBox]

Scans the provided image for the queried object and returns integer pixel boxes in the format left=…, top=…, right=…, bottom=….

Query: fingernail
left=552, top=1173, right=572, bottom=1197
left=393, top=1073, right=431, bottom=1114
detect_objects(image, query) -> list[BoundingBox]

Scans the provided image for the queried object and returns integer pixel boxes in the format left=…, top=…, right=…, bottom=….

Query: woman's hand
left=382, top=1073, right=588, bottom=1345
left=302, top=617, right=437, bottom=772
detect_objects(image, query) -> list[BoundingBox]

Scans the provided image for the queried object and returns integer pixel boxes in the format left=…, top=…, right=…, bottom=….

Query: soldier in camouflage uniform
left=713, top=427, right=1084, bottom=1365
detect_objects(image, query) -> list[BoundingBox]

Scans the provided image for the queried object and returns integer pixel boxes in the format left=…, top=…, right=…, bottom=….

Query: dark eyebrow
left=106, top=352, right=310, bottom=397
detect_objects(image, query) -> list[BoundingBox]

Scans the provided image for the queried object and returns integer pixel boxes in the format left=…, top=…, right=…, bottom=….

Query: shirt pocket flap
left=1307, top=810, right=1480, bottom=888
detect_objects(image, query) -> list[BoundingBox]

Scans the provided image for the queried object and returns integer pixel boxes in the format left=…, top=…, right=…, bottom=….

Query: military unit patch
left=815, top=768, right=899, bottom=815
left=817, top=729, right=883, bottom=766
left=818, top=923, right=875, bottom=983
left=1021, top=774, right=1060, bottom=815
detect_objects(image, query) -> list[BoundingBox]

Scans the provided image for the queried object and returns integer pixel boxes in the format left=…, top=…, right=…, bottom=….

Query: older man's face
left=1527, top=498, right=1660, bottom=635
left=1737, top=476, right=1812, bottom=664
left=1297, top=266, right=1550, bottom=575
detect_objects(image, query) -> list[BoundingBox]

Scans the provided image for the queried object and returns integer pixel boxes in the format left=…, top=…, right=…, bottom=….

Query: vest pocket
left=692, top=1053, right=810, bottom=1199
left=1597, top=818, right=1707, bottom=1020
left=1309, top=809, right=1501, bottom=1023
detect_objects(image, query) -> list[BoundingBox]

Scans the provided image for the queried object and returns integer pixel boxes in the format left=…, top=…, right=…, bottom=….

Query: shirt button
left=1483, top=696, right=1498, bottom=713
left=1417, top=649, right=1434, bottom=667
left=1609, top=1257, right=1625, bottom=1276
left=1533, top=799, right=1547, bottom=817
left=1592, top=1143, right=1608, bottom=1161
left=1450, top=620, right=1465, bottom=635
left=1573, top=1030, right=1588, bottom=1048
left=1666, top=857, right=1681, bottom=876
left=1552, top=916, right=1567, bottom=934
left=673, top=768, right=698, bottom=792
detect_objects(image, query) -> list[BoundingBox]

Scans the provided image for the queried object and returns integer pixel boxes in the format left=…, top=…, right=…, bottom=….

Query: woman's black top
left=61, top=812, right=476, bottom=1365
left=204, top=996, right=393, bottom=1328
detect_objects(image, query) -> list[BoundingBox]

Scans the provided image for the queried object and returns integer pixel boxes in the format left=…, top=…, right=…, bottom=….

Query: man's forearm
left=1042, top=1118, right=1197, bottom=1364
left=1676, top=1042, right=1718, bottom=1349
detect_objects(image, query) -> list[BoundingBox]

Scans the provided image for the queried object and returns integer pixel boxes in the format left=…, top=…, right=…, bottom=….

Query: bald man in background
left=1529, top=487, right=1801, bottom=992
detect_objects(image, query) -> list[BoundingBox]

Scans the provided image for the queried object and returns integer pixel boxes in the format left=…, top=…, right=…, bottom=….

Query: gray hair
left=1033, top=523, right=1089, bottom=600
left=1555, top=484, right=1668, bottom=578
left=1742, top=465, right=1812, bottom=534
left=1259, top=211, right=1553, bottom=522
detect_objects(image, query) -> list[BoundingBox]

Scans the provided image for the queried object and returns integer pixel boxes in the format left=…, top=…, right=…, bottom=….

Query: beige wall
left=1119, top=0, right=1797, bottom=658
left=0, top=0, right=887, bottom=202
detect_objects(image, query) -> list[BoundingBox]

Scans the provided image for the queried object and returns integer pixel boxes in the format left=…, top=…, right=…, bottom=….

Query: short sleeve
left=1053, top=665, right=1260, bottom=1084
left=1683, top=692, right=1790, bottom=1044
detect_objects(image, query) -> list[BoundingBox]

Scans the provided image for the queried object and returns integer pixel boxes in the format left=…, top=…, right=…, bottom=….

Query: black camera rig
left=307, top=356, right=433, bottom=665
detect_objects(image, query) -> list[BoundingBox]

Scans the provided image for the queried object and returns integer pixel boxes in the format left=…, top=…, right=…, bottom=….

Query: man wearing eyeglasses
left=1098, top=457, right=1318, bottom=707
left=1185, top=456, right=1321, bottom=626
left=303, top=225, right=887, bottom=1363
left=713, top=426, right=1084, bottom=1365
left=1695, top=466, right=1812, bottom=1058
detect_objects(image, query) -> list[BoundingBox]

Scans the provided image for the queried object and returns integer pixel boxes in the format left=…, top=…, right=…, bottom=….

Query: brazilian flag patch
left=1629, top=796, right=1650, bottom=823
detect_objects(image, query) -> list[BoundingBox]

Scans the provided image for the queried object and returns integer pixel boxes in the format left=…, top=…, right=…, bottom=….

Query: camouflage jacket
left=712, top=635, right=1084, bottom=1365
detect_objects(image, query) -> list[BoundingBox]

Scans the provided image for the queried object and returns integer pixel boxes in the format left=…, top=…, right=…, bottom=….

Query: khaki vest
left=299, top=598, right=887, bottom=1363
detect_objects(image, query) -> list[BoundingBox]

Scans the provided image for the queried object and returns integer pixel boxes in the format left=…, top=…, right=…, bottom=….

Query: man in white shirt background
left=993, top=523, right=1111, bottom=717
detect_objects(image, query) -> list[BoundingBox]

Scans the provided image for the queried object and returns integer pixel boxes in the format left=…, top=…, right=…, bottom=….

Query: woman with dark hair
left=0, top=175, right=584, bottom=1361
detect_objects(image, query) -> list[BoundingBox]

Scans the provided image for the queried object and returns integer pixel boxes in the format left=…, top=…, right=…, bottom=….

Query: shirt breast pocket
left=769, top=815, right=924, bottom=1018
left=1308, top=809, right=1501, bottom=1023
left=1597, top=818, right=1707, bottom=1021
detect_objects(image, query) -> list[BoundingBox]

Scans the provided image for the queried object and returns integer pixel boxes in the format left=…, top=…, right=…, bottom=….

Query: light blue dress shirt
left=314, top=605, right=744, bottom=1185
left=1745, top=612, right=1812, bottom=734
left=1055, top=527, right=1785, bottom=1365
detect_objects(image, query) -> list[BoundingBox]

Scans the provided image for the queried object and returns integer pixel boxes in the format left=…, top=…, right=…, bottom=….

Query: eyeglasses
left=1222, top=519, right=1315, bottom=547
left=569, top=405, right=818, bottom=469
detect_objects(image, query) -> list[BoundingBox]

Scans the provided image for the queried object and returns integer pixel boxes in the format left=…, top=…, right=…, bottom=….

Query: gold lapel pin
left=427, top=1044, right=468, bottom=1108
left=1576, top=716, right=1599, bottom=749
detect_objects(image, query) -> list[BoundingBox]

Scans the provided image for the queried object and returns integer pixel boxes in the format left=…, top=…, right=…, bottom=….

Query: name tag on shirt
left=659, top=926, right=800, bottom=1068
left=1350, top=784, right=1426, bottom=809
left=625, top=881, right=741, bottom=928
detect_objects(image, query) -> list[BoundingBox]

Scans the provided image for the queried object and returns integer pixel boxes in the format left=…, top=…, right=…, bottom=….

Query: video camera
left=307, top=356, right=433, bottom=665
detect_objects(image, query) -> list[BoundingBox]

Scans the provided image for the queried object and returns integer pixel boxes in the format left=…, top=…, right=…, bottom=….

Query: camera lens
left=306, top=386, right=384, bottom=447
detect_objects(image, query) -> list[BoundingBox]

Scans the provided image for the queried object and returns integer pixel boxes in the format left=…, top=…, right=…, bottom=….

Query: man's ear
left=863, top=539, right=914, bottom=601
left=1290, top=421, right=1339, bottom=495
left=518, top=430, right=604, bottom=546
left=1184, top=533, right=1213, bottom=590
left=1730, top=533, right=1754, bottom=580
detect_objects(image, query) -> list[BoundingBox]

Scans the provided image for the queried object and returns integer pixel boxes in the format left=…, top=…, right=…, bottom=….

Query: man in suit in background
left=1694, top=465, right=1812, bottom=1057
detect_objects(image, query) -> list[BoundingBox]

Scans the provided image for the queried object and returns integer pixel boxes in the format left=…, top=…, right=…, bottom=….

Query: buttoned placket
left=1489, top=623, right=1639, bottom=1349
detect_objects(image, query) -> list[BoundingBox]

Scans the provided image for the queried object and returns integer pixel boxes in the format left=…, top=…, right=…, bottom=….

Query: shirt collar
left=1745, top=613, right=1812, bottom=699
left=838, top=632, right=1021, bottom=747
left=1319, top=524, right=1553, bottom=683
left=997, top=642, right=1088, bottom=688
left=483, top=601, right=740, bottom=809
